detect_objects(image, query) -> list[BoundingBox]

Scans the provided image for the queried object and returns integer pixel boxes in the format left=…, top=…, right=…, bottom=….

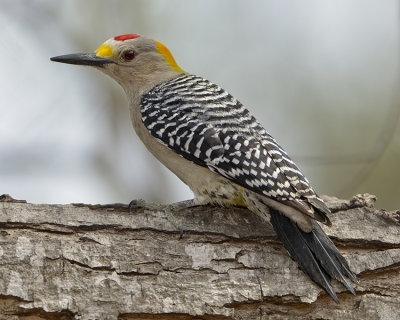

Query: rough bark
left=0, top=193, right=399, bottom=320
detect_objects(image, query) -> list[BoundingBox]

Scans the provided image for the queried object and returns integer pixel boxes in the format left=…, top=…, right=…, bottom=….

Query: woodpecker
left=51, top=34, right=356, bottom=302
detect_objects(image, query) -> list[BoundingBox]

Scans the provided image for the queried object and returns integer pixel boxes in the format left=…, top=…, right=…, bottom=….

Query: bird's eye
left=123, top=50, right=135, bottom=61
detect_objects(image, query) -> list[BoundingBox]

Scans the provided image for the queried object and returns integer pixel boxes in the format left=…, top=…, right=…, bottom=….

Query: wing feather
left=141, top=74, right=330, bottom=224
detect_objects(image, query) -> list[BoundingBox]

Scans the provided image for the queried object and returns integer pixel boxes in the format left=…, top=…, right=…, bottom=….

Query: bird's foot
left=127, top=199, right=201, bottom=239
left=167, top=199, right=202, bottom=213
left=127, top=199, right=148, bottom=213
left=166, top=199, right=204, bottom=240
left=127, top=199, right=166, bottom=213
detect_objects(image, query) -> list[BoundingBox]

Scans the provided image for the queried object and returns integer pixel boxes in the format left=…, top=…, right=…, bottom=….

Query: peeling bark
left=0, top=193, right=399, bottom=320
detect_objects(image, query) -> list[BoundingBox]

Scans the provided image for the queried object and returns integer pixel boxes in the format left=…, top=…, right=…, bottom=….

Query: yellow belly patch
left=232, top=195, right=247, bottom=207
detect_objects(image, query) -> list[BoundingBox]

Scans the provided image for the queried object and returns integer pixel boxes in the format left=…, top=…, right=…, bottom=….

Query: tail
left=269, top=209, right=356, bottom=303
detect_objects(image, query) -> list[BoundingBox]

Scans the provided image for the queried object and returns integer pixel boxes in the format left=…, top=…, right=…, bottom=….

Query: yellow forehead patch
left=156, top=41, right=184, bottom=72
left=95, top=43, right=113, bottom=58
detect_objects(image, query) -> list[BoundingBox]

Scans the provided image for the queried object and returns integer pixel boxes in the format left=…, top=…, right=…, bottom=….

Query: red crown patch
left=114, top=34, right=140, bottom=41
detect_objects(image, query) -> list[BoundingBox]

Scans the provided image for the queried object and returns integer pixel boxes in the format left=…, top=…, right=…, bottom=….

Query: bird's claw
left=128, top=199, right=147, bottom=213
left=167, top=199, right=200, bottom=213
left=179, top=225, right=184, bottom=240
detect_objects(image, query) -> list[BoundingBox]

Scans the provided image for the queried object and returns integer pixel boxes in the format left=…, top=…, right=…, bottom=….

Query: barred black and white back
left=141, top=74, right=330, bottom=224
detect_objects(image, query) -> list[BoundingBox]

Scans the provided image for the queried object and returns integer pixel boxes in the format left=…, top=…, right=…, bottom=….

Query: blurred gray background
left=1, top=0, right=399, bottom=210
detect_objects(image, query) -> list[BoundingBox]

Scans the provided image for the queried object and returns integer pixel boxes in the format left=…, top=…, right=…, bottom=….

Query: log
left=0, top=193, right=399, bottom=320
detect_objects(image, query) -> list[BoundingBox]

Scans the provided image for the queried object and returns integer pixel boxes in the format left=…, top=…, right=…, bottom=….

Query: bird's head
left=51, top=34, right=185, bottom=96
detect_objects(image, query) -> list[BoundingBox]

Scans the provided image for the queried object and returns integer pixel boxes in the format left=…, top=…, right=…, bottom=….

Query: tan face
left=95, top=34, right=184, bottom=72
left=51, top=33, right=185, bottom=95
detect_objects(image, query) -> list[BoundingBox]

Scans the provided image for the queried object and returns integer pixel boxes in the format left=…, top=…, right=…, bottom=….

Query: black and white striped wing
left=141, top=74, right=330, bottom=223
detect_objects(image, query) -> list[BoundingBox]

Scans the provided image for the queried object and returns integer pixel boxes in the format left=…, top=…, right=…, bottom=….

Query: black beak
left=50, top=53, right=113, bottom=67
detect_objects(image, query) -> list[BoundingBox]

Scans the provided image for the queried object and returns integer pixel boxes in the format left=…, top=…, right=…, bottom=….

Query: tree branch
left=0, top=193, right=399, bottom=319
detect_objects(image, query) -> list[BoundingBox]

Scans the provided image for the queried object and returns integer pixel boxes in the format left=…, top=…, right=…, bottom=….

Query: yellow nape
left=95, top=43, right=113, bottom=58
left=156, top=41, right=185, bottom=72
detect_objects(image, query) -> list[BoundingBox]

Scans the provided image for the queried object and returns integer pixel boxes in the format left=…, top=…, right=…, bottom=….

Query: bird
left=51, top=33, right=356, bottom=303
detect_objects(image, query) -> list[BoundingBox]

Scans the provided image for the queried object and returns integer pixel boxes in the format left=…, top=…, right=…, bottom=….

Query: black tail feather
left=269, top=209, right=356, bottom=303
left=311, top=222, right=357, bottom=283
